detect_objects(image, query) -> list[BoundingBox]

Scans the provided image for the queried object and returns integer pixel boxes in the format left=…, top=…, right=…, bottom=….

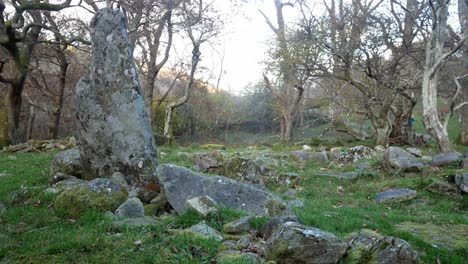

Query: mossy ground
left=1, top=138, right=467, bottom=263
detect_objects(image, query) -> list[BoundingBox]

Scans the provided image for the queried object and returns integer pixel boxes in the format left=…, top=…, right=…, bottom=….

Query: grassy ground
left=0, top=142, right=467, bottom=263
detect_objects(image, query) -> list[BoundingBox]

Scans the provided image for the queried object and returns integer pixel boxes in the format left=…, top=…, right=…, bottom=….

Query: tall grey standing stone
left=75, top=9, right=158, bottom=196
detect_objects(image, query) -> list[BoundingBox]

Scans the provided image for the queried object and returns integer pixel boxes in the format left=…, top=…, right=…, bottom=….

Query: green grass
left=1, top=142, right=467, bottom=263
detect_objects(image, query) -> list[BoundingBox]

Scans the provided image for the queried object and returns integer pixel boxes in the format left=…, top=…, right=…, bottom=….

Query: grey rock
left=104, top=211, right=116, bottom=219
left=284, top=189, right=297, bottom=198
left=346, top=229, right=419, bottom=264
left=75, top=8, right=158, bottom=196
left=276, top=172, right=300, bottom=186
left=55, top=178, right=86, bottom=193
left=264, top=221, right=347, bottom=264
left=223, top=216, right=252, bottom=234
left=88, top=178, right=123, bottom=193
left=287, top=199, right=305, bottom=208
left=50, top=173, right=77, bottom=185
left=112, top=216, right=158, bottom=229
left=50, top=148, right=82, bottom=178
left=406, top=147, right=423, bottom=157
left=222, top=240, right=237, bottom=249
left=193, top=150, right=225, bottom=173
left=187, top=221, right=223, bottom=241
left=375, top=188, right=417, bottom=203
left=156, top=164, right=290, bottom=216
left=338, top=145, right=375, bottom=163
left=463, top=158, right=468, bottom=169
left=186, top=195, right=218, bottom=217
left=261, top=216, right=301, bottom=240
left=0, top=202, right=6, bottom=214
left=115, top=198, right=144, bottom=219
left=432, top=152, right=461, bottom=167
left=236, top=236, right=251, bottom=249
left=383, top=147, right=424, bottom=172
left=374, top=145, right=386, bottom=152
left=421, top=156, right=432, bottom=163
left=317, top=171, right=359, bottom=179
left=426, top=181, right=460, bottom=196
left=357, top=161, right=372, bottom=169
left=291, top=150, right=328, bottom=163
left=0, top=172, right=10, bottom=177
left=223, top=156, right=279, bottom=188
left=110, top=172, right=128, bottom=186
left=455, top=173, right=468, bottom=193
left=44, top=187, right=57, bottom=194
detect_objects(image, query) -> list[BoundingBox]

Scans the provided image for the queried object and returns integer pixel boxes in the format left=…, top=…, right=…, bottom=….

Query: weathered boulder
left=261, top=216, right=302, bottom=240
left=110, top=172, right=128, bottom=186
left=291, top=150, right=328, bottom=163
left=187, top=221, right=223, bottom=241
left=426, top=181, right=460, bottom=196
left=406, top=147, right=423, bottom=157
left=338, top=145, right=375, bottom=163
left=383, top=147, right=423, bottom=172
left=345, top=229, right=419, bottom=264
left=455, top=173, right=468, bottom=193
left=432, top=152, right=462, bottom=167
left=55, top=178, right=87, bottom=193
left=222, top=156, right=279, bottom=188
left=115, top=197, right=144, bottom=219
left=54, top=178, right=127, bottom=217
left=75, top=9, right=158, bottom=196
left=156, top=164, right=290, bottom=216
left=223, top=216, right=252, bottom=234
left=193, top=151, right=225, bottom=173
left=50, top=173, right=79, bottom=185
left=375, top=188, right=417, bottom=203
left=185, top=195, right=218, bottom=217
left=264, top=221, right=347, bottom=264
left=50, top=148, right=82, bottom=178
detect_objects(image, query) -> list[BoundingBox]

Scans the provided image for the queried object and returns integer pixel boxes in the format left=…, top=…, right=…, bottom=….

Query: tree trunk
left=390, top=96, right=416, bottom=145
left=7, top=82, right=24, bottom=144
left=374, top=119, right=391, bottom=147
left=26, top=105, right=35, bottom=140
left=284, top=115, right=294, bottom=141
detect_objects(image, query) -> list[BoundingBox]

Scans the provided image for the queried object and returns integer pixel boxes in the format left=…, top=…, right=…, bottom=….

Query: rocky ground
left=0, top=142, right=467, bottom=263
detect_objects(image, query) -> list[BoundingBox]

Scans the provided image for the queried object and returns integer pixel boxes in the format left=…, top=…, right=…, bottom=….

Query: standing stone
left=75, top=9, right=158, bottom=195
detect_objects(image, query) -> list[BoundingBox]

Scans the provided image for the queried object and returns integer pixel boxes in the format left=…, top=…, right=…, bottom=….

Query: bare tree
left=457, top=0, right=468, bottom=145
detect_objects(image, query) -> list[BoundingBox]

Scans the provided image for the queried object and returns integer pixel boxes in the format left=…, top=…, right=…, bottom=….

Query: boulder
left=375, top=188, right=417, bottom=203
left=50, top=148, right=82, bottom=178
left=261, top=216, right=301, bottom=240
left=156, top=164, right=290, bottom=216
left=236, top=236, right=251, bottom=249
left=383, top=147, right=423, bottom=172
left=406, top=147, right=423, bottom=157
left=291, top=150, right=328, bottom=163
left=55, top=178, right=87, bottom=193
left=276, top=172, right=300, bottom=186
left=264, top=221, right=347, bottom=264
left=187, top=221, right=223, bottom=241
left=432, top=152, right=461, bottom=167
left=302, top=145, right=312, bottom=150
left=222, top=156, right=279, bottom=188
left=223, top=216, right=252, bottom=234
left=455, top=173, right=468, bottom=193
left=338, top=145, right=375, bottom=163
left=110, top=172, right=128, bottom=186
left=185, top=195, right=218, bottom=217
left=115, top=198, right=144, bottom=219
left=426, top=181, right=460, bottom=196
left=345, top=229, right=419, bottom=264
left=50, top=173, right=79, bottom=185
left=54, top=178, right=127, bottom=217
left=374, top=145, right=386, bottom=152
left=193, top=150, right=225, bottom=173
left=75, top=8, right=158, bottom=196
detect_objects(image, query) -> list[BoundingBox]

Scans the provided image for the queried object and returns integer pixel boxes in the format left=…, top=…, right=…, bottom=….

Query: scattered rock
left=193, top=150, right=225, bottom=173
left=421, top=156, right=432, bottom=163
left=426, top=181, right=460, bottom=196
left=44, top=187, right=57, bottom=194
left=397, top=222, right=468, bottom=251
left=345, top=229, right=420, bottom=264
left=2, top=139, right=72, bottom=153
left=455, top=173, right=468, bottom=193
left=338, top=145, right=375, bottom=163
left=216, top=250, right=261, bottom=263
left=110, top=172, right=128, bottom=186
left=406, top=147, right=423, bottom=157
left=50, top=148, right=82, bottom=178
left=375, top=188, right=417, bottom=203
left=0, top=172, right=10, bottom=177
left=223, top=156, right=279, bottom=188
left=383, top=147, right=423, bottom=172
left=50, top=173, right=78, bottom=185
left=54, top=178, right=127, bottom=217
left=264, top=221, right=347, bottom=264
left=432, top=152, right=461, bottom=167
left=223, top=216, right=252, bottom=234
left=276, top=172, right=300, bottom=186
left=287, top=199, right=305, bottom=208
left=291, top=150, right=328, bottom=163
left=284, top=189, right=297, bottom=198
left=75, top=8, right=158, bottom=197
left=374, top=145, right=386, bottom=152
left=186, top=195, right=218, bottom=217
left=261, top=216, right=301, bottom=240
left=112, top=216, right=158, bottom=229
left=357, top=161, right=372, bottom=170
left=302, top=145, right=312, bottom=150
left=0, top=202, right=6, bottom=214
left=55, top=178, right=86, bottom=193
left=236, top=236, right=251, bottom=249
left=463, top=158, right=468, bottom=169
left=156, top=164, right=291, bottom=216
left=317, top=171, right=359, bottom=179
left=222, top=240, right=237, bottom=250
left=115, top=198, right=144, bottom=219
left=187, top=221, right=223, bottom=241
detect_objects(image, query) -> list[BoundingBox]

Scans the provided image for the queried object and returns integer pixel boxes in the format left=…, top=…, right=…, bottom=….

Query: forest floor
left=1, top=137, right=467, bottom=263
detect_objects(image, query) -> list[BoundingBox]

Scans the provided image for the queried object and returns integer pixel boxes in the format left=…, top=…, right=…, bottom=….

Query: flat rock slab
left=317, top=171, right=359, bottom=179
left=156, top=164, right=290, bottom=216
left=397, top=222, right=468, bottom=251
left=432, top=152, right=462, bottom=167
left=375, top=188, right=417, bottom=203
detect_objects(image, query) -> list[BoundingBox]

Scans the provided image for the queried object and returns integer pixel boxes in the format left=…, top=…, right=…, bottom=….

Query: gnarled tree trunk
left=457, top=0, right=468, bottom=145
